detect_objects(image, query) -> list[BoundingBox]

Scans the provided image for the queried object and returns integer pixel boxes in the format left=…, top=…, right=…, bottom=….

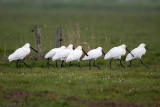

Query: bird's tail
left=125, top=54, right=132, bottom=62
left=104, top=54, right=110, bottom=60
left=52, top=56, right=57, bottom=61
left=45, top=54, right=49, bottom=59
left=66, top=57, right=72, bottom=62
left=82, top=55, right=88, bottom=60
left=45, top=51, right=55, bottom=59
left=8, top=54, right=14, bottom=62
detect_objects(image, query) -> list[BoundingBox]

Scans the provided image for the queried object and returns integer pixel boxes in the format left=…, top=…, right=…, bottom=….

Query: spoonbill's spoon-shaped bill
left=30, top=47, right=38, bottom=53
left=126, top=47, right=134, bottom=57
left=102, top=50, right=105, bottom=55
left=82, top=48, right=88, bottom=56
left=145, top=46, right=154, bottom=54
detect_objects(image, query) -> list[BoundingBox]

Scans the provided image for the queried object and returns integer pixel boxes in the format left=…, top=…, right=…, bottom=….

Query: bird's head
left=120, top=44, right=134, bottom=57
left=120, top=44, right=127, bottom=49
left=139, top=43, right=154, bottom=54
left=75, top=46, right=82, bottom=50
left=139, top=43, right=146, bottom=48
left=97, top=47, right=102, bottom=51
left=67, top=44, right=74, bottom=49
left=97, top=47, right=105, bottom=55
left=24, top=43, right=30, bottom=48
left=60, top=46, right=66, bottom=49
left=24, top=43, right=38, bottom=53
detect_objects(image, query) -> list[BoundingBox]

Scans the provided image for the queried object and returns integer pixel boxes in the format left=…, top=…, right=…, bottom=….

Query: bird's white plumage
left=66, top=46, right=83, bottom=62
left=126, top=43, right=146, bottom=61
left=45, top=46, right=66, bottom=59
left=82, top=47, right=103, bottom=60
left=8, top=43, right=31, bottom=62
left=52, top=44, right=74, bottom=61
left=104, top=44, right=127, bottom=60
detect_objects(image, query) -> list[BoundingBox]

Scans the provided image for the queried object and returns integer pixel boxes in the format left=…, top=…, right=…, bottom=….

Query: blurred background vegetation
left=0, top=0, right=160, bottom=61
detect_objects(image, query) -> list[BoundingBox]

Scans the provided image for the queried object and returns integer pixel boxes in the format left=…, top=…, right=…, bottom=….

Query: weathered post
left=32, top=25, right=43, bottom=59
left=55, top=28, right=62, bottom=48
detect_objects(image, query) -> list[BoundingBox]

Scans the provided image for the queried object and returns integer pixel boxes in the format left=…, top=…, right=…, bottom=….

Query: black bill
left=82, top=48, right=88, bottom=56
left=145, top=46, right=154, bottom=54
left=126, top=48, right=134, bottom=57
left=30, top=47, right=38, bottom=53
left=102, top=50, right=105, bottom=55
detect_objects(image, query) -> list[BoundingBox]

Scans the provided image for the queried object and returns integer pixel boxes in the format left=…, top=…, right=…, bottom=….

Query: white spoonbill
left=126, top=43, right=153, bottom=68
left=82, top=47, right=105, bottom=70
left=52, top=44, right=74, bottom=68
left=104, top=44, right=134, bottom=69
left=66, top=46, right=88, bottom=68
left=45, top=46, right=66, bottom=69
left=8, top=43, right=38, bottom=69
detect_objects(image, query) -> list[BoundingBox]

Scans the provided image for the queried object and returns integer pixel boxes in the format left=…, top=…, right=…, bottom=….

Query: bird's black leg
left=69, top=62, right=71, bottom=68
left=47, top=58, right=49, bottom=69
left=16, top=60, right=19, bottom=68
left=61, top=60, right=63, bottom=68
left=130, top=60, right=132, bottom=68
left=61, top=60, right=65, bottom=68
left=56, top=60, right=58, bottom=68
left=93, top=60, right=102, bottom=70
left=140, top=59, right=149, bottom=68
left=22, top=60, right=31, bottom=69
left=120, top=59, right=125, bottom=68
left=110, top=59, right=113, bottom=69
left=89, top=60, right=92, bottom=70
left=78, top=62, right=81, bottom=68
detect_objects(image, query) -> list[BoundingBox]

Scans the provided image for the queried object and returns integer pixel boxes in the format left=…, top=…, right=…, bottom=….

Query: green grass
left=0, top=61, right=159, bottom=106
left=0, top=0, right=160, bottom=106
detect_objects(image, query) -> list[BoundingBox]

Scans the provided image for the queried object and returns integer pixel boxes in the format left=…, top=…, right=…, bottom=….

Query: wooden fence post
left=55, top=28, right=62, bottom=48
left=32, top=25, right=43, bottom=59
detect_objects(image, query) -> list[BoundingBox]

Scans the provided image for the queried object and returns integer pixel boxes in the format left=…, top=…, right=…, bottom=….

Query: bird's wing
left=126, top=53, right=133, bottom=61
left=73, top=50, right=83, bottom=60
left=90, top=49, right=102, bottom=59
left=126, top=47, right=144, bottom=60
left=59, top=50, right=69, bottom=58
left=87, top=49, right=96, bottom=55
left=53, top=49, right=70, bottom=60
left=8, top=48, right=29, bottom=61
left=105, top=47, right=123, bottom=59
left=132, top=47, right=146, bottom=56
left=82, top=49, right=94, bottom=60
left=45, top=49, right=56, bottom=58
left=66, top=52, right=74, bottom=62
left=83, top=49, right=101, bottom=60
left=130, top=48, right=139, bottom=55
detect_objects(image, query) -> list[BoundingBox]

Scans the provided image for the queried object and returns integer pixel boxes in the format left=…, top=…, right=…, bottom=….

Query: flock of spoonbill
left=45, top=46, right=66, bottom=69
left=52, top=44, right=74, bottom=68
left=8, top=43, right=152, bottom=69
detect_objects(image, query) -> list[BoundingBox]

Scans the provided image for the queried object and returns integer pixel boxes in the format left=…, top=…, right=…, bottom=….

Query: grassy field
left=0, top=0, right=160, bottom=106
